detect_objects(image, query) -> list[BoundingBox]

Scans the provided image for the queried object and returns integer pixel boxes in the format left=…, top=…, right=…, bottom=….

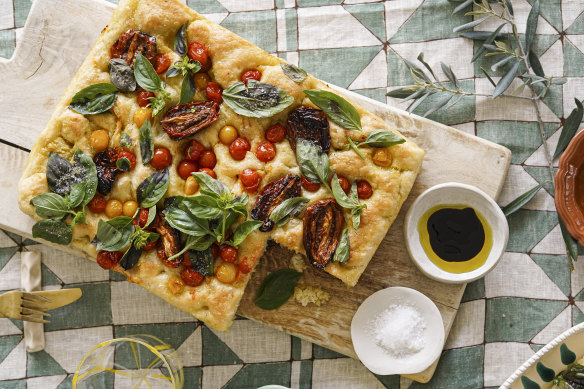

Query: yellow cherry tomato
left=133, top=107, right=152, bottom=128
left=122, top=200, right=139, bottom=217
left=219, top=125, right=238, bottom=145
left=105, top=199, right=123, bottom=219
left=184, top=176, right=200, bottom=195
left=89, top=129, right=110, bottom=152
left=193, top=73, right=211, bottom=90
left=216, top=262, right=238, bottom=284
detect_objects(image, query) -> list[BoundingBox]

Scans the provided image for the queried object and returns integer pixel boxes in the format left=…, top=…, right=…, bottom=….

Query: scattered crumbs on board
left=294, top=284, right=331, bottom=307
left=290, top=253, right=307, bottom=272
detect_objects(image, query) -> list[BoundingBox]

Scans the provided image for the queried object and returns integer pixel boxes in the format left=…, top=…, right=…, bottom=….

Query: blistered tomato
left=206, top=82, right=223, bottom=104
left=181, top=267, right=205, bottom=287
left=199, top=150, right=217, bottom=169
left=177, top=160, right=199, bottom=180
left=240, top=69, right=261, bottom=85
left=301, top=176, right=320, bottom=192
left=117, top=150, right=136, bottom=171
left=240, top=168, right=260, bottom=192
left=88, top=194, right=107, bottom=213
left=265, top=124, right=286, bottom=143
left=152, top=54, right=171, bottom=74
left=198, top=168, right=216, bottom=179
left=256, top=141, right=276, bottom=162
left=184, top=140, right=206, bottom=161
left=357, top=180, right=373, bottom=199
left=150, top=147, right=172, bottom=170
left=137, top=90, right=155, bottom=108
left=187, top=41, right=211, bottom=72
left=96, top=250, right=123, bottom=270
left=229, top=137, right=250, bottom=160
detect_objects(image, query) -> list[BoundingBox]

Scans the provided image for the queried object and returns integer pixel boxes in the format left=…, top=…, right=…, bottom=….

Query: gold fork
left=0, top=290, right=52, bottom=323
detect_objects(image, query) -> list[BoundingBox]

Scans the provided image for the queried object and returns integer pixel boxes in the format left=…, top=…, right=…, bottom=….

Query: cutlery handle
left=21, top=251, right=45, bottom=352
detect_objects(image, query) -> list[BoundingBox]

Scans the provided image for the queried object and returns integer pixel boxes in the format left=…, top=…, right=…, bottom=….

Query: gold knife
left=27, top=288, right=83, bottom=310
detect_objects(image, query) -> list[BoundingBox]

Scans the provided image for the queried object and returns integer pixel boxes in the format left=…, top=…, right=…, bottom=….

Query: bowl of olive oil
left=404, top=182, right=508, bottom=284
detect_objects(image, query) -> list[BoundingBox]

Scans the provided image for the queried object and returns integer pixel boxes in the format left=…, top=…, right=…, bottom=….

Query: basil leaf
left=32, top=219, right=72, bottom=245
left=190, top=248, right=215, bottom=277
left=139, top=120, right=154, bottom=164
left=333, top=228, right=350, bottom=264
left=116, top=157, right=131, bottom=172
left=72, top=149, right=98, bottom=206
left=222, top=80, right=294, bottom=118
left=46, top=150, right=96, bottom=201
left=352, top=207, right=362, bottom=231
left=269, top=197, right=309, bottom=227
left=120, top=245, right=143, bottom=270
left=330, top=173, right=354, bottom=209
left=304, top=89, right=362, bottom=131
left=187, top=234, right=216, bottom=252
left=134, top=52, right=162, bottom=92
left=46, top=153, right=73, bottom=195
left=69, top=83, right=118, bottom=115
left=254, top=269, right=302, bottom=310
left=174, top=21, right=188, bottom=56
left=120, top=131, right=132, bottom=147
left=181, top=195, right=222, bottom=219
left=94, top=217, right=134, bottom=251
left=145, top=205, right=157, bottom=228
left=296, top=140, right=330, bottom=185
left=191, top=172, right=230, bottom=198
left=71, top=210, right=87, bottom=228
left=30, top=193, right=70, bottom=219
left=281, top=63, right=307, bottom=82
left=108, top=58, right=136, bottom=92
left=137, top=168, right=170, bottom=208
left=164, top=200, right=210, bottom=237
left=362, top=129, right=405, bottom=148
left=179, top=75, right=196, bottom=104
left=346, top=136, right=366, bottom=160
left=166, top=66, right=180, bottom=78
left=68, top=183, right=86, bottom=209
left=231, top=220, right=263, bottom=246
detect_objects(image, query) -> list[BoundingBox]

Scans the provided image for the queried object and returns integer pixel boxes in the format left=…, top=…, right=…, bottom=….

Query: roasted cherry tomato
left=240, top=169, right=260, bottom=192
left=301, top=176, right=320, bottom=192
left=96, top=250, right=123, bottom=270
left=240, top=69, right=261, bottom=86
left=132, top=208, right=150, bottom=228
left=177, top=160, right=199, bottom=180
left=357, top=180, right=373, bottom=199
left=206, top=82, right=223, bottom=104
left=143, top=239, right=158, bottom=251
left=265, top=123, right=286, bottom=143
left=181, top=267, right=205, bottom=287
left=198, top=168, right=216, bottom=179
left=117, top=150, right=136, bottom=171
left=150, top=147, right=172, bottom=170
left=238, top=260, right=253, bottom=274
left=229, top=137, right=250, bottom=160
left=187, top=41, right=211, bottom=72
left=256, top=141, right=276, bottom=162
left=137, top=90, right=155, bottom=108
left=88, top=194, right=107, bottom=213
left=152, top=54, right=171, bottom=74
left=220, top=245, right=238, bottom=263
left=199, top=150, right=217, bottom=169
left=184, top=140, right=206, bottom=161
left=330, top=175, right=350, bottom=195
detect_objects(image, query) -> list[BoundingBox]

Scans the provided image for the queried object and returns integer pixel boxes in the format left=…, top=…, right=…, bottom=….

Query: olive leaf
left=179, top=75, right=196, bottom=104
left=332, top=228, right=349, bottom=264
left=501, top=182, right=548, bottom=217
left=296, top=139, right=330, bottom=186
left=453, top=16, right=489, bottom=33
left=254, top=269, right=302, bottom=310
left=137, top=168, right=170, bottom=208
left=108, top=58, right=136, bottom=92
left=493, top=60, right=520, bottom=98
left=440, top=62, right=458, bottom=87
left=424, top=95, right=452, bottom=117
left=559, top=217, right=579, bottom=271
left=525, top=0, right=539, bottom=55
left=222, top=80, right=294, bottom=118
left=230, top=220, right=263, bottom=246
left=386, top=88, right=416, bottom=99
left=174, top=21, right=188, bottom=56
left=304, top=89, right=362, bottom=131
left=529, top=51, right=545, bottom=77
left=139, top=120, right=154, bottom=164
left=269, top=197, right=309, bottom=227
left=460, top=30, right=507, bottom=41
left=93, top=217, right=134, bottom=251
left=32, top=219, right=72, bottom=245
left=120, top=245, right=143, bottom=270
left=30, top=193, right=70, bottom=219
left=553, top=99, right=583, bottom=160
left=281, top=63, right=307, bottom=83
left=120, top=131, right=132, bottom=147
left=190, top=248, right=215, bottom=277
left=116, top=157, right=131, bottom=172
left=472, top=24, right=505, bottom=63
left=69, top=83, right=118, bottom=115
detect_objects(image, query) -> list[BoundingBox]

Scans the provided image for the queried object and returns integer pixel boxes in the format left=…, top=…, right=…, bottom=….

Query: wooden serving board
left=0, top=0, right=511, bottom=383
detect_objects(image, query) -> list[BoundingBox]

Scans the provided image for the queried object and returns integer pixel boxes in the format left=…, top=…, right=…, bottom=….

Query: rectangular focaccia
left=18, top=0, right=424, bottom=331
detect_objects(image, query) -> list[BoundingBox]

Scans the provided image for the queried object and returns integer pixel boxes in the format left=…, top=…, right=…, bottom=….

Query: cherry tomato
left=181, top=267, right=205, bottom=287
left=240, top=69, right=261, bottom=86
left=256, top=141, right=276, bottom=162
left=90, top=130, right=109, bottom=152
left=152, top=54, right=171, bottom=74
left=206, top=82, right=223, bottom=104
left=133, top=208, right=150, bottom=228
left=96, top=250, right=123, bottom=270
left=122, top=200, right=139, bottom=217
left=143, top=239, right=158, bottom=251
left=265, top=124, right=286, bottom=143
left=184, top=140, right=206, bottom=161
left=137, top=90, right=155, bottom=108
left=117, top=150, right=136, bottom=171
left=187, top=41, right=211, bottom=72
left=177, top=160, right=199, bottom=180
left=198, top=168, right=216, bottom=179
left=357, top=180, right=373, bottom=199
left=181, top=252, right=192, bottom=268
left=211, top=243, right=220, bottom=258
left=238, top=260, right=253, bottom=274
left=330, top=175, right=351, bottom=194
left=105, top=199, right=123, bottom=218
left=301, top=176, right=320, bottom=192
left=216, top=262, right=238, bottom=284
left=229, top=137, right=250, bottom=160
left=184, top=176, right=199, bottom=195
left=150, top=147, right=172, bottom=170
left=199, top=150, right=217, bottom=169
left=88, top=194, right=107, bottom=213
left=240, top=169, right=260, bottom=192
left=220, top=245, right=238, bottom=263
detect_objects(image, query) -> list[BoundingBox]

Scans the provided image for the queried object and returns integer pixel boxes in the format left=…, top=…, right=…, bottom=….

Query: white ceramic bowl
left=350, top=287, right=445, bottom=375
left=404, top=182, right=509, bottom=284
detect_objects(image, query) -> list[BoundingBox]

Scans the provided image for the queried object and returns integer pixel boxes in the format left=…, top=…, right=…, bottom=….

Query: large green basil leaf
left=330, top=173, right=355, bottom=209
left=30, top=193, right=70, bottom=219
left=332, top=228, right=350, bottom=264
left=32, top=219, right=72, bottom=245
left=174, top=21, right=188, bottom=56
left=69, top=83, right=118, bottom=115
left=222, top=80, right=294, bottom=118
left=108, top=58, right=136, bottom=92
left=46, top=150, right=96, bottom=201
left=189, top=247, right=215, bottom=277
left=254, top=269, right=302, bottom=310
left=73, top=149, right=98, bottom=206
left=46, top=153, right=74, bottom=195
left=139, top=120, right=154, bottom=164
left=362, top=129, right=405, bottom=148
left=94, top=217, right=134, bottom=251
left=269, top=197, right=309, bottom=227
left=134, top=52, right=163, bottom=92
left=179, top=75, right=196, bottom=105
left=304, top=89, right=362, bottom=131
left=296, top=140, right=330, bottom=185
left=281, top=63, right=307, bottom=83
left=191, top=172, right=229, bottom=198
left=70, top=210, right=87, bottom=228
left=230, top=220, right=263, bottom=246
left=67, top=183, right=87, bottom=209
left=181, top=195, right=222, bottom=219
left=120, top=245, right=143, bottom=270
left=137, top=168, right=170, bottom=208
left=164, top=201, right=210, bottom=237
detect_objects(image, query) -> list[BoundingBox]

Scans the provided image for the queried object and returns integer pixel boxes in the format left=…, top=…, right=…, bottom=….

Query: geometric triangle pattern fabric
left=1, top=0, right=584, bottom=387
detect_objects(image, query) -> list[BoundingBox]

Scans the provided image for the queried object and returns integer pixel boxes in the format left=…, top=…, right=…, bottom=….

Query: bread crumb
left=289, top=253, right=307, bottom=272
left=294, top=284, right=331, bottom=307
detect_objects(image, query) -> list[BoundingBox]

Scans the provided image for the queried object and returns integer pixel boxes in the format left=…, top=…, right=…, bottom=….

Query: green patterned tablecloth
left=1, top=0, right=583, bottom=388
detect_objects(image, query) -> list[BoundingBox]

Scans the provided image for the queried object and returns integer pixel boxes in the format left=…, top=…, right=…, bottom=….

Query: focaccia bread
left=18, top=0, right=424, bottom=331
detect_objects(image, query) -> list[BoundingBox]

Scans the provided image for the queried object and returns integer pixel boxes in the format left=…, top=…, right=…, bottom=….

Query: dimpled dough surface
left=17, top=0, right=424, bottom=331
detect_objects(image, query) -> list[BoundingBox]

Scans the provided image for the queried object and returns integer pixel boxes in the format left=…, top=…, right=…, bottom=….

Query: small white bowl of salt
left=350, top=286, right=445, bottom=375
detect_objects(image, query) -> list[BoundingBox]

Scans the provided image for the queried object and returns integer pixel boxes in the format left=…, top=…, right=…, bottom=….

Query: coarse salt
left=369, top=304, right=426, bottom=358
